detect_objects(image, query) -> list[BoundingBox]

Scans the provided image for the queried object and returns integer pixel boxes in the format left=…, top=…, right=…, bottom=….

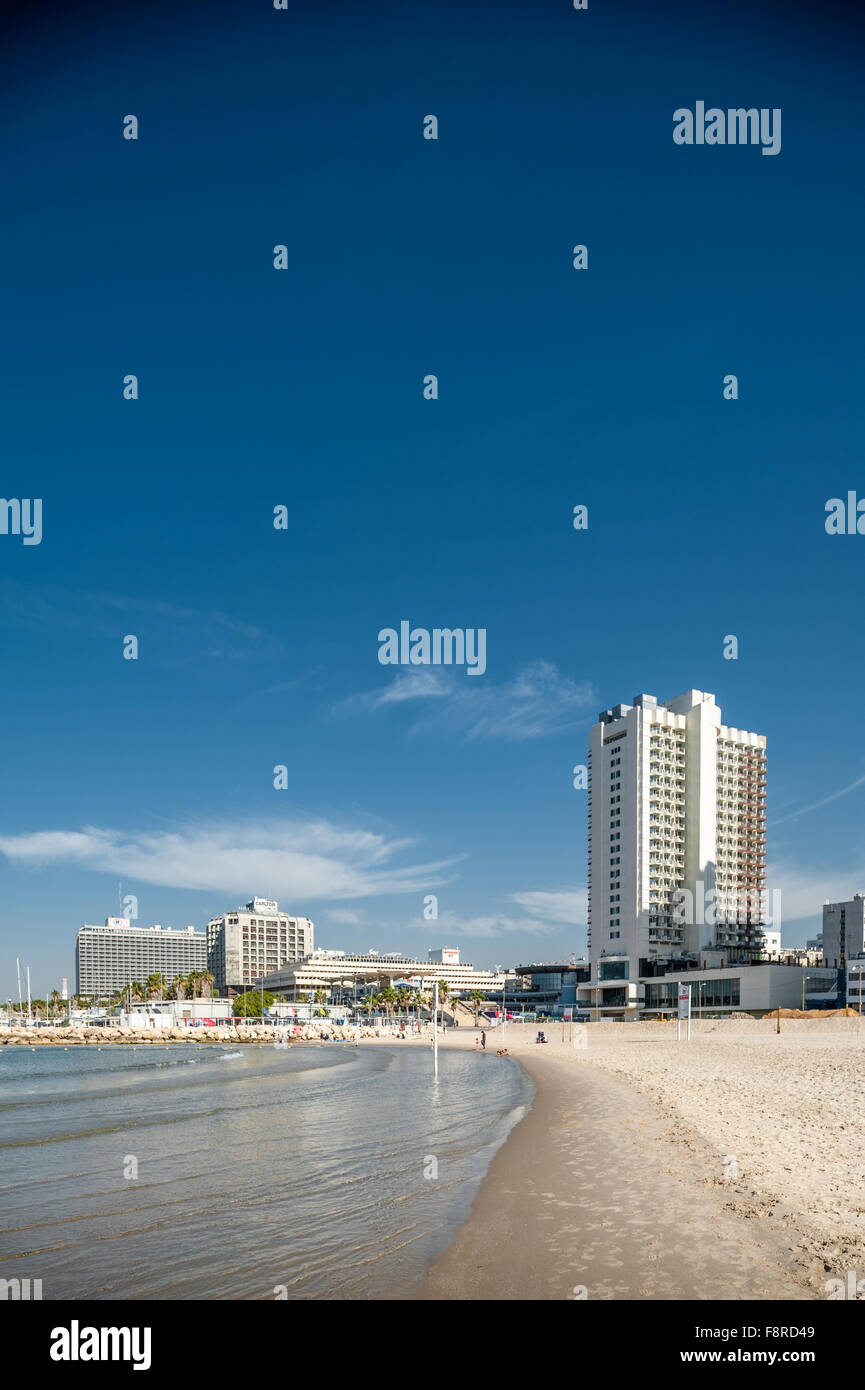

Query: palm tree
left=129, top=981, right=145, bottom=1004
left=313, top=988, right=327, bottom=1006
left=469, top=989, right=485, bottom=1026
left=145, top=973, right=165, bottom=1001
left=379, top=986, right=398, bottom=1023
left=169, top=975, right=186, bottom=1001
left=436, top=979, right=450, bottom=1022
left=48, top=989, right=61, bottom=1022
left=198, top=970, right=214, bottom=1000
left=364, top=991, right=380, bottom=1019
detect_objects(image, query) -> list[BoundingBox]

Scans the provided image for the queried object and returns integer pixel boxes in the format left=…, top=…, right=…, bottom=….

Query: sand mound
left=777, top=1006, right=861, bottom=1019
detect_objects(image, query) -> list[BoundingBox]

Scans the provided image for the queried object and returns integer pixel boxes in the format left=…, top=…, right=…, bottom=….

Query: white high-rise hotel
left=207, top=898, right=314, bottom=993
left=586, top=690, right=766, bottom=1011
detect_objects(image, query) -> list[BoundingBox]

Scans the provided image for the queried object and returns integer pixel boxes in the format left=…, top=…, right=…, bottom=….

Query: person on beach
left=480, top=1031, right=486, bottom=1050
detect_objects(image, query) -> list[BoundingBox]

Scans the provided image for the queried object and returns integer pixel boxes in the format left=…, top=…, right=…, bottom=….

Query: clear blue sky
left=1, top=0, right=863, bottom=998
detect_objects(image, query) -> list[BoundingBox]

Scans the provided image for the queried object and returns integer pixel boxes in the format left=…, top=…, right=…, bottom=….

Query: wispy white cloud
left=0, top=580, right=279, bottom=665
left=507, top=889, right=587, bottom=924
left=402, top=887, right=587, bottom=943
left=325, top=908, right=366, bottom=926
left=363, top=671, right=451, bottom=706
left=407, top=909, right=561, bottom=942
left=336, top=661, right=596, bottom=741
left=0, top=819, right=461, bottom=903
left=769, top=767, right=865, bottom=827
left=765, top=859, right=865, bottom=928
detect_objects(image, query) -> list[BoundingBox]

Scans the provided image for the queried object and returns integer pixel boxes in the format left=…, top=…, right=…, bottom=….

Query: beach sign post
left=677, top=984, right=691, bottom=1041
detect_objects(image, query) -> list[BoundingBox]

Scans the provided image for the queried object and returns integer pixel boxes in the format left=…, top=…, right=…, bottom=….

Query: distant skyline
left=2, top=0, right=864, bottom=997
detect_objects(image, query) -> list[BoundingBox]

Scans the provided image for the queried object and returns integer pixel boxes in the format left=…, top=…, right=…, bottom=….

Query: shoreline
left=419, top=1021, right=862, bottom=1301
left=8, top=1019, right=859, bottom=1301
left=0, top=1024, right=436, bottom=1046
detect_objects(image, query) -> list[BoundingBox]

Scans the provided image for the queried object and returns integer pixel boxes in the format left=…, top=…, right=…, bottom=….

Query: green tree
left=379, top=986, right=397, bottom=1022
left=233, top=990, right=275, bottom=1017
left=469, top=989, right=485, bottom=1025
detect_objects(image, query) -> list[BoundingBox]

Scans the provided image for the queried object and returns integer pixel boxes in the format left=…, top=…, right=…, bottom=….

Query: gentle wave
left=0, top=1043, right=533, bottom=1299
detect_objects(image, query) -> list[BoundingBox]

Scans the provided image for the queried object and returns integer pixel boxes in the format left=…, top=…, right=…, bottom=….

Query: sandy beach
left=8, top=1014, right=862, bottom=1300
left=420, top=1018, right=865, bottom=1301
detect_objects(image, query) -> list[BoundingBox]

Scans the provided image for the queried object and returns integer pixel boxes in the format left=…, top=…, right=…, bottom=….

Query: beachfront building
left=511, top=959, right=591, bottom=1016
left=822, top=895, right=865, bottom=968
left=75, top=918, right=207, bottom=1000
left=778, top=944, right=823, bottom=966
left=259, top=948, right=505, bottom=1000
left=636, top=962, right=837, bottom=1019
left=843, top=957, right=865, bottom=1012
left=116, top=998, right=235, bottom=1029
left=207, top=898, right=314, bottom=994
left=583, top=690, right=767, bottom=1017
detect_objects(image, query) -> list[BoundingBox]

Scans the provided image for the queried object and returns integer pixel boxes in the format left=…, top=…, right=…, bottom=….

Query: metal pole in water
left=433, top=980, right=439, bottom=1077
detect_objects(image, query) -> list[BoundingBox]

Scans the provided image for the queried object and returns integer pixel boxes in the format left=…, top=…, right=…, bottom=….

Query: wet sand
left=420, top=1029, right=816, bottom=1301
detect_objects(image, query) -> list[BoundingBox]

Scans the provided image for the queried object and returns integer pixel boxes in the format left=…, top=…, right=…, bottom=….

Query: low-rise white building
left=118, top=999, right=234, bottom=1029
left=575, top=960, right=838, bottom=1017
left=261, top=949, right=504, bottom=998
left=639, top=963, right=835, bottom=1017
